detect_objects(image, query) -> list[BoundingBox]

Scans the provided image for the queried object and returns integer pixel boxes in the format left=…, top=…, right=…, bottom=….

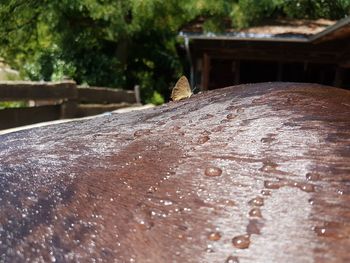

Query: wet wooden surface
left=0, top=82, right=349, bottom=262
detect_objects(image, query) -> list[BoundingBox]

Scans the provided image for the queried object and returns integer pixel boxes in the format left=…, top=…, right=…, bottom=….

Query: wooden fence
left=0, top=81, right=140, bottom=130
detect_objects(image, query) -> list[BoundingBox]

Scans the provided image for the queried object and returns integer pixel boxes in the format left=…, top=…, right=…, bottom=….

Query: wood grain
left=0, top=82, right=349, bottom=262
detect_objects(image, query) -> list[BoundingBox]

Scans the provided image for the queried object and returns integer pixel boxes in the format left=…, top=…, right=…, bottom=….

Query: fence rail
left=77, top=86, right=136, bottom=104
left=0, top=81, right=77, bottom=101
left=0, top=81, right=139, bottom=130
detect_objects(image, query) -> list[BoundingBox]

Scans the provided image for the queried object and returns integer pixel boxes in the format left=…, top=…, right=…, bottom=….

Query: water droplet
left=196, top=135, right=210, bottom=144
left=308, top=198, right=315, bottom=205
left=205, top=167, right=223, bottom=177
left=134, top=129, right=151, bottom=137
left=170, top=125, right=181, bottom=131
left=226, top=113, right=236, bottom=120
left=313, top=222, right=346, bottom=238
left=264, top=180, right=282, bottom=189
left=305, top=173, right=320, bottom=181
left=260, top=137, right=274, bottom=143
left=137, top=155, right=143, bottom=160
left=211, top=125, right=225, bottom=132
left=225, top=105, right=236, bottom=111
left=157, top=121, right=166, bottom=126
left=264, top=179, right=315, bottom=193
left=220, top=119, right=230, bottom=124
left=134, top=208, right=154, bottom=231
left=199, top=114, right=214, bottom=120
left=260, top=189, right=271, bottom=196
left=260, top=161, right=278, bottom=172
left=249, top=208, right=262, bottom=218
left=205, top=245, right=214, bottom=253
left=178, top=233, right=185, bottom=239
left=232, top=234, right=250, bottom=249
left=201, top=130, right=211, bottom=135
left=225, top=256, right=240, bottom=263
left=297, top=183, right=315, bottom=193
left=147, top=186, right=158, bottom=194
left=248, top=197, right=264, bottom=207
left=164, top=142, right=172, bottom=147
left=222, top=199, right=236, bottom=206
left=314, top=226, right=327, bottom=236
left=137, top=219, right=154, bottom=230
left=208, top=231, right=222, bottom=241
left=162, top=200, right=173, bottom=206
left=337, top=189, right=344, bottom=195
left=246, top=219, right=263, bottom=235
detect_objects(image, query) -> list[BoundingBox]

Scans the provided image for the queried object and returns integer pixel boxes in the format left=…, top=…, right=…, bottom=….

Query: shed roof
left=310, top=16, right=350, bottom=43
left=180, top=17, right=350, bottom=43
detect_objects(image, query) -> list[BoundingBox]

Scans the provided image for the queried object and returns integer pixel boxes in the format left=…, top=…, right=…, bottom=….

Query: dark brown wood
left=192, top=38, right=349, bottom=55
left=234, top=60, right=240, bottom=85
left=77, top=87, right=136, bottom=104
left=190, top=37, right=350, bottom=91
left=196, top=47, right=340, bottom=64
left=60, top=100, right=78, bottom=119
left=0, top=105, right=60, bottom=129
left=334, top=67, right=345, bottom=87
left=277, top=62, right=283, bottom=81
left=202, top=53, right=210, bottom=90
left=0, top=83, right=349, bottom=262
left=0, top=81, right=77, bottom=101
left=312, top=23, right=350, bottom=43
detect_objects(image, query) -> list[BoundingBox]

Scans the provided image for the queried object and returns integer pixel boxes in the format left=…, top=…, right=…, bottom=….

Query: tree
left=0, top=0, right=193, bottom=103
left=0, top=0, right=349, bottom=104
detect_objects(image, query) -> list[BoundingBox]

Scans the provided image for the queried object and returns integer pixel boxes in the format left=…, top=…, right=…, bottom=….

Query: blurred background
left=1, top=0, right=349, bottom=105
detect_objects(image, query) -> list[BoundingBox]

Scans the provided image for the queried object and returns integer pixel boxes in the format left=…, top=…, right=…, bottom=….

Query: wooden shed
left=180, top=17, right=350, bottom=90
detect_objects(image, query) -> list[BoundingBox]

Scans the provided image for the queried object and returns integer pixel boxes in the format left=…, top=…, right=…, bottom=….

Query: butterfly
left=171, top=75, right=193, bottom=101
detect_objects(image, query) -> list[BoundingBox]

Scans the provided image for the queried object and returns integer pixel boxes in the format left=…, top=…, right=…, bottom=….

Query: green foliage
left=230, top=0, right=350, bottom=28
left=282, top=0, right=350, bottom=19
left=0, top=101, right=27, bottom=110
left=22, top=47, right=75, bottom=81
left=0, top=0, right=349, bottom=103
left=231, top=0, right=283, bottom=28
left=148, top=91, right=165, bottom=105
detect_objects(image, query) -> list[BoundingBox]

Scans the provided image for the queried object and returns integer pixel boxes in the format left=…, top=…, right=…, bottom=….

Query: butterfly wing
left=171, top=76, right=192, bottom=101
